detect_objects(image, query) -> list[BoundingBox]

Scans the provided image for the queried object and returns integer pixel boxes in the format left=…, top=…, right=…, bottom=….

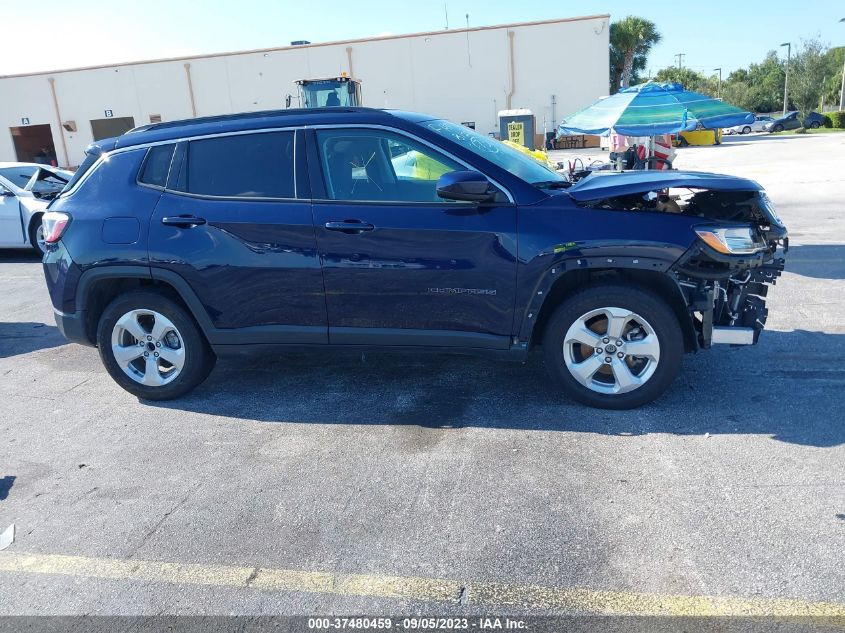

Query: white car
left=0, top=163, right=73, bottom=254
left=722, top=115, right=774, bottom=135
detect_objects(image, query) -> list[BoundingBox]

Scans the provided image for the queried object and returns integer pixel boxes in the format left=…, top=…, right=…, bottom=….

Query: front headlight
left=695, top=226, right=767, bottom=255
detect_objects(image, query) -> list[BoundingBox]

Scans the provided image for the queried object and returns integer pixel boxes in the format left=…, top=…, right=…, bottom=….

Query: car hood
left=566, top=170, right=763, bottom=202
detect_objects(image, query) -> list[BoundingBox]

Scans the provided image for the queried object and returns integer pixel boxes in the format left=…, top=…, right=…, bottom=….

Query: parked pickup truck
left=42, top=108, right=787, bottom=409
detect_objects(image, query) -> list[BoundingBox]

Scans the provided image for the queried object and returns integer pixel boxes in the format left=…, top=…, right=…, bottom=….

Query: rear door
left=148, top=129, right=328, bottom=344
left=307, top=126, right=518, bottom=349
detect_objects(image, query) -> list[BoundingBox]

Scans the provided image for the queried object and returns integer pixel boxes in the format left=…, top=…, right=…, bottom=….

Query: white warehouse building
left=0, top=14, right=609, bottom=168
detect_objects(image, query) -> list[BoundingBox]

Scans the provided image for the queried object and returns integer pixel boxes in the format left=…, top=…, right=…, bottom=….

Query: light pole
left=839, top=18, right=844, bottom=111
left=781, top=42, right=791, bottom=115
left=713, top=67, right=722, bottom=99
left=675, top=53, right=685, bottom=69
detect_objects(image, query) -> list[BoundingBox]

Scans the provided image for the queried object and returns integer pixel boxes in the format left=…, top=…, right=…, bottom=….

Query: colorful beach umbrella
left=558, top=81, right=754, bottom=137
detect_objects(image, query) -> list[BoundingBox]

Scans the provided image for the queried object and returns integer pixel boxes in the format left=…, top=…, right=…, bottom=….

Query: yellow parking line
left=1, top=551, right=845, bottom=616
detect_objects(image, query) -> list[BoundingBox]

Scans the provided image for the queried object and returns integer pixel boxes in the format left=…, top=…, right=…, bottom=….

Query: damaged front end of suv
left=568, top=171, right=787, bottom=350
left=672, top=189, right=786, bottom=348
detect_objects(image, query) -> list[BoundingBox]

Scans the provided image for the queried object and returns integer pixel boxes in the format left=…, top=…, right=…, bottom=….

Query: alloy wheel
left=562, top=307, right=661, bottom=395
left=110, top=309, right=186, bottom=387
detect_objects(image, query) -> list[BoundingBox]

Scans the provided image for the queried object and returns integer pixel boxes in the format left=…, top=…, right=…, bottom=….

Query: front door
left=0, top=182, right=24, bottom=246
left=148, top=129, right=327, bottom=344
left=308, top=127, right=518, bottom=349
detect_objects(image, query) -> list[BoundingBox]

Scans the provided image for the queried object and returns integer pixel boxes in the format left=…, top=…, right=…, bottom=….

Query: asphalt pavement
left=0, top=132, right=844, bottom=618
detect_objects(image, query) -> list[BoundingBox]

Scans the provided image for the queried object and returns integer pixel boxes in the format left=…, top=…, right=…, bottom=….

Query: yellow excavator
left=288, top=74, right=363, bottom=109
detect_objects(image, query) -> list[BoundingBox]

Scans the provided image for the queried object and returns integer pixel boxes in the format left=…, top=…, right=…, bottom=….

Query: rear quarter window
left=138, top=144, right=176, bottom=188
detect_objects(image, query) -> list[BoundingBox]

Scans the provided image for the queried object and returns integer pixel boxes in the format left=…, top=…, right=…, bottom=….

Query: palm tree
left=610, top=16, right=662, bottom=92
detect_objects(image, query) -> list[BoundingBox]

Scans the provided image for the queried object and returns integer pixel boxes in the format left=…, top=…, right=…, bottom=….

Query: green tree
left=789, top=38, right=829, bottom=126
left=714, top=52, right=785, bottom=113
left=653, top=67, right=718, bottom=96
left=609, top=16, right=662, bottom=93
left=745, top=52, right=785, bottom=112
left=820, top=46, right=844, bottom=110
left=721, top=81, right=755, bottom=112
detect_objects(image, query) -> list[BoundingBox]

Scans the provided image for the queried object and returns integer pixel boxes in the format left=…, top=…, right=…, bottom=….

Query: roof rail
left=133, top=107, right=380, bottom=134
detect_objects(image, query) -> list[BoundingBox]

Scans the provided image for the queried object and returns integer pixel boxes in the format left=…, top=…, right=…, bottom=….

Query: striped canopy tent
left=558, top=81, right=754, bottom=137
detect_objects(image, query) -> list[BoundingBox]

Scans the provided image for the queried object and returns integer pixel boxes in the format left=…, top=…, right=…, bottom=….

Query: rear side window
left=178, top=131, right=295, bottom=198
left=138, top=144, right=176, bottom=188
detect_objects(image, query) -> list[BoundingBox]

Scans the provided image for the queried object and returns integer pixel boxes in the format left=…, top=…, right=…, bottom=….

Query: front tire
left=542, top=284, right=683, bottom=409
left=742, top=126, right=752, bottom=135
left=96, top=290, right=215, bottom=400
left=810, top=121, right=820, bottom=129
left=773, top=124, right=784, bottom=133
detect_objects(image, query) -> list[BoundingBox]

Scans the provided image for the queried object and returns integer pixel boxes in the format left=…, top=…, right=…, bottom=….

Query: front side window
left=177, top=131, right=295, bottom=198
left=315, top=128, right=463, bottom=202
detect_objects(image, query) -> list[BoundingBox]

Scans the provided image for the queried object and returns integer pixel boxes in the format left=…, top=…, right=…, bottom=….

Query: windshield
left=0, top=166, right=37, bottom=188
left=422, top=119, right=565, bottom=186
left=30, top=169, right=69, bottom=194
left=299, top=80, right=359, bottom=108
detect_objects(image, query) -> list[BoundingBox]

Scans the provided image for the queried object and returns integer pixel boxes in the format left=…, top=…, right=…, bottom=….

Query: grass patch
left=769, top=127, right=845, bottom=135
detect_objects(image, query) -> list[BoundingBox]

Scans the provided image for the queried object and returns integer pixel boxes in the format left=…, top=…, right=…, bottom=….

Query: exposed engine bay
left=581, top=187, right=774, bottom=224
left=581, top=186, right=788, bottom=348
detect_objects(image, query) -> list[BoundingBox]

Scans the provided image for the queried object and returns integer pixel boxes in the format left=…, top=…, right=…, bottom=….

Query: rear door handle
left=162, top=215, right=207, bottom=228
left=324, top=221, right=374, bottom=234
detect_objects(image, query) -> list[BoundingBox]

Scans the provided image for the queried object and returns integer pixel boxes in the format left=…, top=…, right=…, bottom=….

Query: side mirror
left=285, top=94, right=292, bottom=108
left=436, top=170, right=495, bottom=203
left=0, top=188, right=14, bottom=197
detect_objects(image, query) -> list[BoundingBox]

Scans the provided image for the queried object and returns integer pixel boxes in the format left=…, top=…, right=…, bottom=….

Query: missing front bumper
left=675, top=248, right=786, bottom=349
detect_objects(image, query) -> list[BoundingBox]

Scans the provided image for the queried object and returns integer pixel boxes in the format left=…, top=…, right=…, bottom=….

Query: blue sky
left=0, top=0, right=841, bottom=76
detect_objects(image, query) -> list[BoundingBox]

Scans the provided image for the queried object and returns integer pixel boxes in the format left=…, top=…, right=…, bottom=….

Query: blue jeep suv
left=42, top=108, right=787, bottom=408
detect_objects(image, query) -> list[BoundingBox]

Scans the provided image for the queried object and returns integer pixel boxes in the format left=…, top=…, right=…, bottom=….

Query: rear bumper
left=53, top=308, right=93, bottom=347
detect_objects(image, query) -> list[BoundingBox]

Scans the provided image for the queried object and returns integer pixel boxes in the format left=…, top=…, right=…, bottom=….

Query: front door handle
left=162, top=215, right=207, bottom=228
left=324, top=221, right=375, bottom=234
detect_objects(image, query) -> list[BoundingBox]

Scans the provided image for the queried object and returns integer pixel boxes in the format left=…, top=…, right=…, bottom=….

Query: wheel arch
left=76, top=267, right=214, bottom=345
left=529, top=268, right=697, bottom=353
left=26, top=210, right=43, bottom=234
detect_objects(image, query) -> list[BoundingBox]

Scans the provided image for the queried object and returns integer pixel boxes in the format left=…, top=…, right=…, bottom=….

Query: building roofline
left=0, top=14, right=609, bottom=79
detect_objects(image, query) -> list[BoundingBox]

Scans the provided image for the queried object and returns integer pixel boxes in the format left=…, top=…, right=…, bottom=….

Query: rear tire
left=542, top=284, right=683, bottom=409
left=773, top=124, right=784, bottom=133
left=742, top=126, right=751, bottom=134
left=96, top=290, right=215, bottom=400
left=810, top=121, right=820, bottom=129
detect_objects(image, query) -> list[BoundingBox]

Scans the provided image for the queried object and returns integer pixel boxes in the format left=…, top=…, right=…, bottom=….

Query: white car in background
left=0, top=163, right=72, bottom=254
left=722, top=115, right=775, bottom=135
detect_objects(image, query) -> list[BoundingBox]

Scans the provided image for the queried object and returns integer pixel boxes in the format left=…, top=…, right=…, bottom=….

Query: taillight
left=42, top=211, right=71, bottom=244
